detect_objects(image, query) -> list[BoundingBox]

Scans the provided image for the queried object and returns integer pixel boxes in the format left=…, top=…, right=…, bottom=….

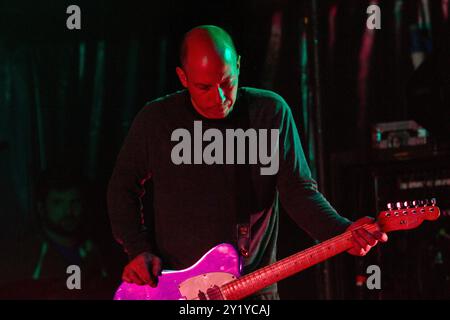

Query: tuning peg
left=430, top=198, right=437, bottom=206
left=412, top=200, right=420, bottom=207
left=403, top=201, right=411, bottom=208
left=387, top=203, right=394, bottom=210
left=396, top=201, right=402, bottom=210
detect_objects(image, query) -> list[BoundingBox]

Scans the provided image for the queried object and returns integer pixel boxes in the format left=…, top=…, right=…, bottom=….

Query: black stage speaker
left=330, top=150, right=450, bottom=299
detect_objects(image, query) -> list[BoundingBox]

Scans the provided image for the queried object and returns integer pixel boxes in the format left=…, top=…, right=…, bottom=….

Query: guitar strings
left=185, top=211, right=432, bottom=300
left=187, top=227, right=362, bottom=300
left=219, top=224, right=380, bottom=300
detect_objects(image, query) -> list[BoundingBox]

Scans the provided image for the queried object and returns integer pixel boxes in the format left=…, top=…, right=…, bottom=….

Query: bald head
left=176, top=25, right=241, bottom=119
left=180, top=25, right=238, bottom=70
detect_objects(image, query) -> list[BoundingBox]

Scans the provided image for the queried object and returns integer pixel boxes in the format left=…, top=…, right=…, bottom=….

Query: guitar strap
left=234, top=91, right=255, bottom=259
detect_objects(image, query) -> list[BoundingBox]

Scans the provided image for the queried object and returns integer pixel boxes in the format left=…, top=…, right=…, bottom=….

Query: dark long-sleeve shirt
left=107, top=87, right=352, bottom=293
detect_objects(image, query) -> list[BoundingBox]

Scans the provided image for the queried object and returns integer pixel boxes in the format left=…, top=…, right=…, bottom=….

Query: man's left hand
left=347, top=216, right=388, bottom=256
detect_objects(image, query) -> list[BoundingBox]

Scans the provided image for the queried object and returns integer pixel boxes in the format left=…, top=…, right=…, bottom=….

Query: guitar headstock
left=377, top=199, right=440, bottom=233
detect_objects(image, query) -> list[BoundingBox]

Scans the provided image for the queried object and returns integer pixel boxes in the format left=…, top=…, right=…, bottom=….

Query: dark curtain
left=0, top=0, right=448, bottom=298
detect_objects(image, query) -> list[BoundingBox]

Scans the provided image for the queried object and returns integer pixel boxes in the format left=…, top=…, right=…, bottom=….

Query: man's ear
left=176, top=67, right=188, bottom=88
left=236, top=55, right=241, bottom=76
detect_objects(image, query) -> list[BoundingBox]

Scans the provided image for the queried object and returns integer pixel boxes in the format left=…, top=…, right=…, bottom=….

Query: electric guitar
left=114, top=199, right=440, bottom=300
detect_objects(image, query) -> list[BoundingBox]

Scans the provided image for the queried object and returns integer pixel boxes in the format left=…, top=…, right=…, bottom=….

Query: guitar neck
left=221, top=223, right=378, bottom=300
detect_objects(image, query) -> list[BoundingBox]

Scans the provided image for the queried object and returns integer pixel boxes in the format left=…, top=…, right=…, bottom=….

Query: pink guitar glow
left=114, top=200, right=440, bottom=300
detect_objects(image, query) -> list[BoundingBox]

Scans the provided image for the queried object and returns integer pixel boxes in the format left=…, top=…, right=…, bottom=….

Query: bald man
left=175, top=25, right=240, bottom=119
left=107, top=25, right=387, bottom=300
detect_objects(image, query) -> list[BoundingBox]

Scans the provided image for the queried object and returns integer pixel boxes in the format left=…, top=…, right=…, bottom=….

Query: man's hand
left=347, top=216, right=388, bottom=256
left=122, top=252, right=162, bottom=287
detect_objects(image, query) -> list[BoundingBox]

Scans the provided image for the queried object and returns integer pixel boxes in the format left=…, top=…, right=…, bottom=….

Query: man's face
left=43, top=188, right=83, bottom=236
left=177, top=49, right=240, bottom=119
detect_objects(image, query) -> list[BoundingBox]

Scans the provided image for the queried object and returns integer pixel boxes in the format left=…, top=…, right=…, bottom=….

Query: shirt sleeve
left=107, top=107, right=154, bottom=260
left=275, top=96, right=353, bottom=241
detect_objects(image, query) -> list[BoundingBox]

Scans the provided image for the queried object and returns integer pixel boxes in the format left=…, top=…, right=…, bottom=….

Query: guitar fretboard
left=221, top=223, right=378, bottom=300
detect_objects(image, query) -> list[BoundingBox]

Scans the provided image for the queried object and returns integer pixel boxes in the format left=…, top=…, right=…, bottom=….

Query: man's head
left=176, top=25, right=241, bottom=119
left=36, top=168, right=86, bottom=239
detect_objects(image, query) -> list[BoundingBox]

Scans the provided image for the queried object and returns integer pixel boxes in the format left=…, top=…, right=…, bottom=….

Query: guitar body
left=114, top=243, right=241, bottom=300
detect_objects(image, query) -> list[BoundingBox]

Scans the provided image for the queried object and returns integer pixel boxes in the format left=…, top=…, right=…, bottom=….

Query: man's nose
left=214, top=86, right=226, bottom=104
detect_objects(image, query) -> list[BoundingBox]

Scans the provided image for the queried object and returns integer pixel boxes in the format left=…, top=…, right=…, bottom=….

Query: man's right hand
left=122, top=252, right=162, bottom=287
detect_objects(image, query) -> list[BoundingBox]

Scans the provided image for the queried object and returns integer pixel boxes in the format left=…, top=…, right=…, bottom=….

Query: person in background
left=0, top=166, right=111, bottom=299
